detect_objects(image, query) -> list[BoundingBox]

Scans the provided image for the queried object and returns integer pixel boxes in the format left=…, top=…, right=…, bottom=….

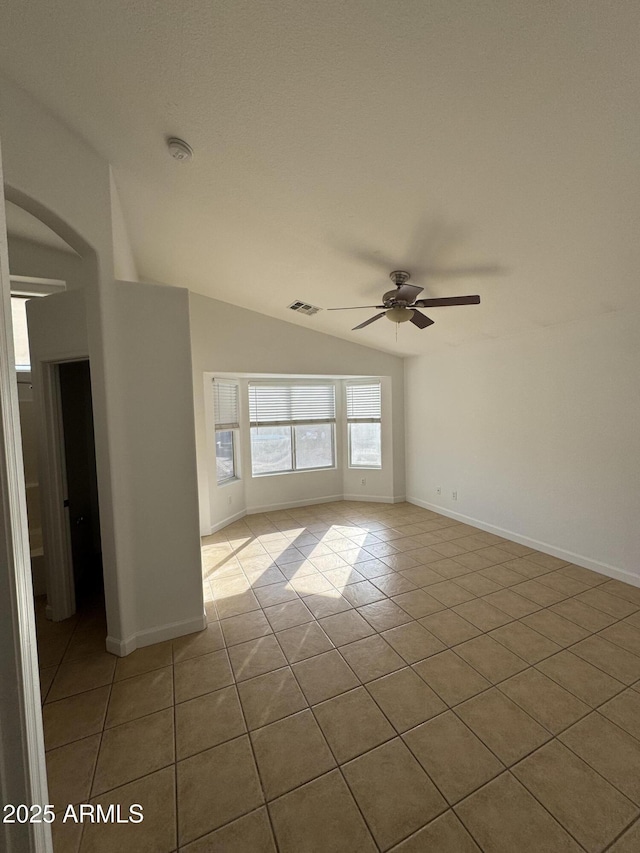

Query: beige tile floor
left=36, top=501, right=640, bottom=852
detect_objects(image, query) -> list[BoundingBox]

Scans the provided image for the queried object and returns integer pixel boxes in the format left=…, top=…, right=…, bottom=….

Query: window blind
left=346, top=382, right=381, bottom=421
left=249, top=384, right=336, bottom=426
left=213, top=381, right=240, bottom=430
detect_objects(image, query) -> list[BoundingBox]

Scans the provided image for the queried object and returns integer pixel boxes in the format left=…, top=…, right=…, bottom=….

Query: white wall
left=26, top=282, right=204, bottom=649
left=27, top=289, right=89, bottom=361
left=112, top=280, right=203, bottom=644
left=17, top=378, right=46, bottom=595
left=26, top=289, right=90, bottom=601
left=2, top=77, right=203, bottom=654
left=405, top=309, right=640, bottom=585
left=109, top=170, right=138, bottom=282
left=189, top=293, right=405, bottom=533
left=0, top=73, right=132, bottom=648
left=8, top=235, right=85, bottom=289
left=18, top=380, right=39, bottom=485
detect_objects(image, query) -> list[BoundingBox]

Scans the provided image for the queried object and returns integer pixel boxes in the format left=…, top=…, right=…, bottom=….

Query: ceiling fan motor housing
left=384, top=270, right=413, bottom=306
left=390, top=270, right=411, bottom=285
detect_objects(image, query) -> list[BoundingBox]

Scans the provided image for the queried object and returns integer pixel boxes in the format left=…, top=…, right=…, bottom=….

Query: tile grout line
left=40, top=586, right=640, bottom=737
left=226, top=584, right=386, bottom=850
left=44, top=651, right=639, bottom=830
left=601, top=813, right=640, bottom=852
left=284, top=656, right=383, bottom=852
left=79, top=643, right=117, bottom=850
left=171, top=644, right=179, bottom=853
left=39, top=503, right=640, bottom=851
left=302, top=638, right=502, bottom=850
left=229, top=514, right=640, bottom=848
left=255, top=595, right=583, bottom=852
left=546, top=711, right=640, bottom=812
left=37, top=606, right=82, bottom=703
left=230, top=661, right=280, bottom=853
left=454, top=767, right=592, bottom=853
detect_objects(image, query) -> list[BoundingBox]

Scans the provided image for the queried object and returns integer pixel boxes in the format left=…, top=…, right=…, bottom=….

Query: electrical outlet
left=436, top=487, right=441, bottom=495
left=452, top=490, right=458, bottom=501
left=361, top=477, right=367, bottom=486
left=228, top=495, right=232, bottom=506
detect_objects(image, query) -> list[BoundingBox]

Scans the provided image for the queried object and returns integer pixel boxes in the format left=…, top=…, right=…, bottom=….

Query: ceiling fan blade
left=410, top=310, right=434, bottom=329
left=352, top=312, right=387, bottom=330
left=395, top=283, right=424, bottom=302
left=327, top=305, right=385, bottom=311
left=414, top=295, right=481, bottom=307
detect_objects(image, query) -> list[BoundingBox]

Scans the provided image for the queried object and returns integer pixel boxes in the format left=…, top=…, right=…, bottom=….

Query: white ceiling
left=1, top=1, right=639, bottom=355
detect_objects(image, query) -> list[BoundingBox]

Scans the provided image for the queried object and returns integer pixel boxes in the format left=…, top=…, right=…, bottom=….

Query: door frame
left=37, top=358, right=90, bottom=621
left=0, top=145, right=52, bottom=850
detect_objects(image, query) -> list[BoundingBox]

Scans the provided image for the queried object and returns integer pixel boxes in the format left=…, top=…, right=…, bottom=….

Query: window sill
left=251, top=466, right=337, bottom=479
left=217, top=477, right=241, bottom=488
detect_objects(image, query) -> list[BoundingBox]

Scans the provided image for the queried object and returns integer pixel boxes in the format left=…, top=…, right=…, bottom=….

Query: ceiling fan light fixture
left=385, top=306, right=414, bottom=324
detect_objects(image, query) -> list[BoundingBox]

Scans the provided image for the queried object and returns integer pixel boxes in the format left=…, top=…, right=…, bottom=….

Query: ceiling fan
left=329, top=271, right=480, bottom=330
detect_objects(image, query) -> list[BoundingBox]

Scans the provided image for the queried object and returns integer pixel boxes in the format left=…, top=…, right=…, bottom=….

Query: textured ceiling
left=1, top=1, right=639, bottom=355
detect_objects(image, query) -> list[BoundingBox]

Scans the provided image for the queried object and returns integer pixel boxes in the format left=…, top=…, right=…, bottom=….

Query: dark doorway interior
left=58, top=359, right=103, bottom=606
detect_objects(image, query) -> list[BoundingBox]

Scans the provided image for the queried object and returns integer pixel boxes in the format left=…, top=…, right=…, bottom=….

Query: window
left=11, top=296, right=31, bottom=370
left=347, top=381, right=382, bottom=468
left=10, top=278, right=67, bottom=372
left=213, top=380, right=240, bottom=484
left=249, top=383, right=336, bottom=475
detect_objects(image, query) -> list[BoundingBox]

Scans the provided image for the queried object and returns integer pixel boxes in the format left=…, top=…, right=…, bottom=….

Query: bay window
left=249, top=383, right=336, bottom=475
left=347, top=381, right=382, bottom=468
left=213, top=380, right=240, bottom=484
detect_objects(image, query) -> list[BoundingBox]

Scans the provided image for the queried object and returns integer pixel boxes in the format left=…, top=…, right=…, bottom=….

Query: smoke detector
left=167, top=137, right=193, bottom=162
left=288, top=300, right=321, bottom=316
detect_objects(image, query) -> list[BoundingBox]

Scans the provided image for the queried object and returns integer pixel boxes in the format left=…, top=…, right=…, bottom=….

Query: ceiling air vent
left=288, top=300, right=321, bottom=316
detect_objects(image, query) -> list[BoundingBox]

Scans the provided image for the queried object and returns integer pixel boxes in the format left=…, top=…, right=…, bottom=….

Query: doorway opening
left=58, top=359, right=103, bottom=609
left=1, top=184, right=109, bottom=851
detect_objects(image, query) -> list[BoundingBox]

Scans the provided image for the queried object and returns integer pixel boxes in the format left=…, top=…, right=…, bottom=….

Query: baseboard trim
left=209, top=494, right=406, bottom=529
left=343, top=494, right=403, bottom=504
left=209, top=508, right=247, bottom=534
left=246, top=494, right=344, bottom=515
left=105, top=633, right=137, bottom=657
left=407, top=496, right=640, bottom=590
left=106, top=612, right=208, bottom=657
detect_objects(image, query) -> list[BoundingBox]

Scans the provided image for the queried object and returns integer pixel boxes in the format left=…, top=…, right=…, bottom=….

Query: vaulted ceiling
left=1, top=1, right=639, bottom=355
